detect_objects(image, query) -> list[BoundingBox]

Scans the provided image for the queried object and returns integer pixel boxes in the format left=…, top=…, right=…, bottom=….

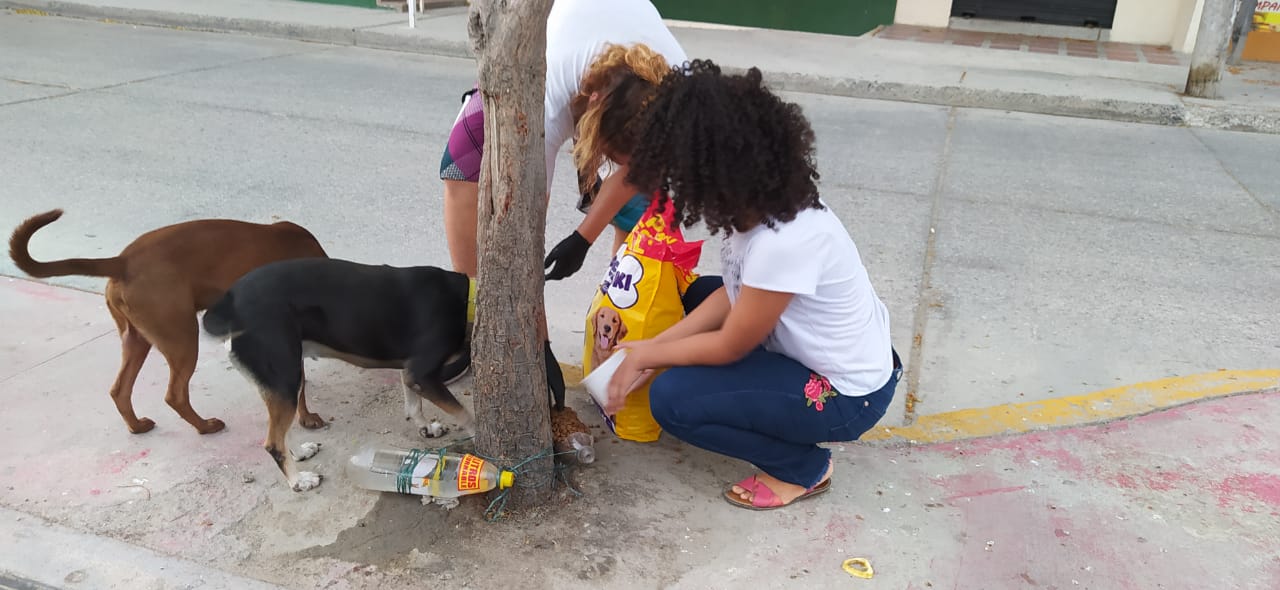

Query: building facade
left=652, top=0, right=1217, bottom=53
left=895, top=0, right=1210, bottom=51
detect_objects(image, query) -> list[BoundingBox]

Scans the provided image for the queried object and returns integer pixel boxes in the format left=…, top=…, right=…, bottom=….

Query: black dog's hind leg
left=228, top=330, right=320, bottom=492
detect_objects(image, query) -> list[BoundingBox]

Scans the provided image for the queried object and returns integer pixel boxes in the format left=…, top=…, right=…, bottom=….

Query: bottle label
left=412, top=456, right=441, bottom=490
left=457, top=454, right=486, bottom=492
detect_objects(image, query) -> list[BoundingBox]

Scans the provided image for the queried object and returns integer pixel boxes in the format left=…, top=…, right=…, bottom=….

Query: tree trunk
left=466, top=0, right=555, bottom=510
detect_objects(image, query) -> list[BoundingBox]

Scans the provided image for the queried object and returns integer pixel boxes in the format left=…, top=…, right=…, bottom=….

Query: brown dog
left=8, top=209, right=328, bottom=435
left=590, top=306, right=628, bottom=369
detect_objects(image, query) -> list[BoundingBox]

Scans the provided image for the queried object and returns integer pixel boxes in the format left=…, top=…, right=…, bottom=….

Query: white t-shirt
left=543, top=0, right=687, bottom=190
left=721, top=205, right=893, bottom=396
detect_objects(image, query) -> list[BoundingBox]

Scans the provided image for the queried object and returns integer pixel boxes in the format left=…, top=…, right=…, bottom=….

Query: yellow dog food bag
left=582, top=197, right=703, bottom=442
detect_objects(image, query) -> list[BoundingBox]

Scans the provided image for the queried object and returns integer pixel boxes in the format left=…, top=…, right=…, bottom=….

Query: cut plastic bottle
left=346, top=445, right=513, bottom=498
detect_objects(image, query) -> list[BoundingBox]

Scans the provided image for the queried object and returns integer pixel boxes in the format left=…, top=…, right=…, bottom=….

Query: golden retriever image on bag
left=591, top=307, right=629, bottom=369
left=582, top=197, right=702, bottom=442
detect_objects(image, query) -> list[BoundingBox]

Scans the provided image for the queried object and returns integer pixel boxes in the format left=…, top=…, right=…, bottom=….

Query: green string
left=412, top=435, right=583, bottom=522
left=395, top=448, right=428, bottom=494
left=481, top=446, right=583, bottom=522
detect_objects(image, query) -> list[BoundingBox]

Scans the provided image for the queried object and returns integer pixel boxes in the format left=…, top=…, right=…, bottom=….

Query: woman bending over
left=605, top=61, right=902, bottom=510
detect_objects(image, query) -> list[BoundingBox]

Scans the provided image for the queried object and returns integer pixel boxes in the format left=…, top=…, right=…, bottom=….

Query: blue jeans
left=652, top=276, right=900, bottom=488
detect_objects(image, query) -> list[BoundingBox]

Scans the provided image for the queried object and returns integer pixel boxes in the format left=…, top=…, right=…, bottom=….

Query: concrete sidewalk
left=5, top=0, right=1280, bottom=134
left=1, top=276, right=1277, bottom=589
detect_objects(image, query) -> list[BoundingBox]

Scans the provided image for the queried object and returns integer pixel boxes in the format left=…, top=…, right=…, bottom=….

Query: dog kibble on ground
left=550, top=407, right=590, bottom=445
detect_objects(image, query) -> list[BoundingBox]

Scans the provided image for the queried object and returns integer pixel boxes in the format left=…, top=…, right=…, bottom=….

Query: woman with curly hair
left=604, top=61, right=901, bottom=510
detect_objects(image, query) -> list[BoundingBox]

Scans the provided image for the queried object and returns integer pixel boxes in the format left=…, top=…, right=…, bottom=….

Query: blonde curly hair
left=571, top=43, right=673, bottom=194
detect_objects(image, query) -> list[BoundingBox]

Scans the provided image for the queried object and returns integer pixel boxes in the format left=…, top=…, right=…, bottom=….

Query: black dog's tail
left=202, top=292, right=240, bottom=338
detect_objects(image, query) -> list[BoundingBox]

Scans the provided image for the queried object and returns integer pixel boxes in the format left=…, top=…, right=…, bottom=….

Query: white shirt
left=543, top=0, right=687, bottom=190
left=721, top=205, right=893, bottom=396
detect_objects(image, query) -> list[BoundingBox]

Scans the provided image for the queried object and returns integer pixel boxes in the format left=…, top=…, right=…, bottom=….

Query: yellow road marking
left=861, top=369, right=1280, bottom=444
left=563, top=365, right=1280, bottom=444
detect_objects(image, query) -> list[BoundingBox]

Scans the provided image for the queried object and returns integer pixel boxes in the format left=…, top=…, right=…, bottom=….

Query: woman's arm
left=648, top=286, right=730, bottom=344
left=545, top=165, right=641, bottom=280
left=575, top=165, right=638, bottom=244
left=642, top=286, right=790, bottom=367
left=605, top=286, right=792, bottom=412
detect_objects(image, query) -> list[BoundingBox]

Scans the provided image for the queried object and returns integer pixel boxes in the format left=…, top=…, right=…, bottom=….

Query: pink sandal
left=723, top=475, right=832, bottom=511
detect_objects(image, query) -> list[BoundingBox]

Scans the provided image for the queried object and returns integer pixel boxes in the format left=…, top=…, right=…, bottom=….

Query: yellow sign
left=1243, top=1, right=1280, bottom=62
left=1255, top=2, right=1279, bottom=32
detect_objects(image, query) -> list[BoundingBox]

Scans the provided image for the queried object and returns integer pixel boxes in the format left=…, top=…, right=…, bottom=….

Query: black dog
left=201, top=258, right=565, bottom=491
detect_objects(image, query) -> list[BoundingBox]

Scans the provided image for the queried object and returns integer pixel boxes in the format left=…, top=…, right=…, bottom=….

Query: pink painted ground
left=886, top=393, right=1280, bottom=589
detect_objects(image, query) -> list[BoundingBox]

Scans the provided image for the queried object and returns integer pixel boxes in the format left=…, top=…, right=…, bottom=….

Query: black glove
left=544, top=340, right=566, bottom=410
left=544, top=231, right=591, bottom=281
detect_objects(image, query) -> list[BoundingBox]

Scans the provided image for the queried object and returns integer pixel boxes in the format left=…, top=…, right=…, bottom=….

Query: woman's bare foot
left=731, top=460, right=834, bottom=506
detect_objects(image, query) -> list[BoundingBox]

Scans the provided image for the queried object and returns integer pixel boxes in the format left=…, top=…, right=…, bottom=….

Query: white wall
left=1110, top=0, right=1199, bottom=45
left=894, top=0, right=952, bottom=28
left=1174, top=0, right=1206, bottom=53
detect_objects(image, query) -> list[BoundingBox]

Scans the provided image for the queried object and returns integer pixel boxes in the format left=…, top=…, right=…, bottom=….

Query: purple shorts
left=439, top=87, right=483, bottom=182
left=436, top=86, right=644, bottom=233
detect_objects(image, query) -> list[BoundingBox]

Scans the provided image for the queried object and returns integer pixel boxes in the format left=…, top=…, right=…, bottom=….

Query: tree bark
left=466, top=0, right=555, bottom=509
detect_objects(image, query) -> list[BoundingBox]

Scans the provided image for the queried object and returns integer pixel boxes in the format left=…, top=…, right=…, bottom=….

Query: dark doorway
left=950, top=0, right=1119, bottom=28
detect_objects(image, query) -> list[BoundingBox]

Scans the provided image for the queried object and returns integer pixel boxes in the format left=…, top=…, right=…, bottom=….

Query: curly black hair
left=623, top=60, right=823, bottom=235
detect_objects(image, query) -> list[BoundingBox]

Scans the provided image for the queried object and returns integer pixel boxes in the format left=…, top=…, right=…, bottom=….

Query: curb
left=859, top=369, right=1280, bottom=446
left=756, top=70, right=1186, bottom=128
left=7, top=1, right=1280, bottom=134
left=0, top=507, right=286, bottom=590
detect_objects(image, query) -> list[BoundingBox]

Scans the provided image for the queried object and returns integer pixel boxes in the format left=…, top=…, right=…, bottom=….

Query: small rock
left=242, top=473, right=255, bottom=484
left=423, top=496, right=459, bottom=510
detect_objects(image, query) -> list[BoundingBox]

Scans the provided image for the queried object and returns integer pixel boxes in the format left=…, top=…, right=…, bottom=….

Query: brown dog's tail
left=8, top=209, right=126, bottom=279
